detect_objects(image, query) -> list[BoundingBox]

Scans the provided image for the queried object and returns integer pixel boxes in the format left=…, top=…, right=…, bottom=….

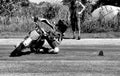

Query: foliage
left=96, top=0, right=120, bottom=6
left=39, top=2, right=60, bottom=19
left=0, top=0, right=120, bottom=33
left=0, top=1, right=70, bottom=32
left=81, top=15, right=120, bottom=33
left=0, top=0, right=29, bottom=16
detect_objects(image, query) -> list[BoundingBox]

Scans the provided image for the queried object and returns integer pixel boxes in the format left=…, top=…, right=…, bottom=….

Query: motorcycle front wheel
left=10, top=42, right=25, bottom=57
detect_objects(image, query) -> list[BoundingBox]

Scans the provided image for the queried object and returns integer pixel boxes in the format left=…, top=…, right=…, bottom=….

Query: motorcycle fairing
left=23, top=30, right=41, bottom=47
left=23, top=37, right=32, bottom=47
left=29, top=30, right=40, bottom=40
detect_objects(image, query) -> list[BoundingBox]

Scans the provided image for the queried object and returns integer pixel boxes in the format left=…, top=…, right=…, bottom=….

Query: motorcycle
left=10, top=19, right=67, bottom=57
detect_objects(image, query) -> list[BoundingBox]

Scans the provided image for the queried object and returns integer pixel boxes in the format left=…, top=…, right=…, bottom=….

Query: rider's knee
left=49, top=47, right=59, bottom=54
left=54, top=47, right=59, bottom=53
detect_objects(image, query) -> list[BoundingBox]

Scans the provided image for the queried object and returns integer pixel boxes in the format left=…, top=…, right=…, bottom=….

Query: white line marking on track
left=1, top=38, right=120, bottom=45
left=0, top=60, right=119, bottom=63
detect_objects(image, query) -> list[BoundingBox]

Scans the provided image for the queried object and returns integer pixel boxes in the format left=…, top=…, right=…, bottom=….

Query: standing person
left=69, top=0, right=85, bottom=40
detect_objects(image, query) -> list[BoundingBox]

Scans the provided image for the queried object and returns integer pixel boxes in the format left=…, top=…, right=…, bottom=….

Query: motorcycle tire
left=10, top=43, right=25, bottom=57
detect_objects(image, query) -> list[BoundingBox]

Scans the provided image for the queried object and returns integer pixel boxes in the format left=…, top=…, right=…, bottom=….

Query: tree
left=91, top=0, right=120, bottom=12
left=0, top=0, right=29, bottom=16
left=39, top=2, right=60, bottom=19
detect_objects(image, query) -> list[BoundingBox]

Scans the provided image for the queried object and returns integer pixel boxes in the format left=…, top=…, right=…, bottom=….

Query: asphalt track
left=0, top=39, right=120, bottom=76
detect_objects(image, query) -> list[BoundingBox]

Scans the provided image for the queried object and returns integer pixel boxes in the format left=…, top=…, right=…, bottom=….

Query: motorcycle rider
left=32, top=16, right=66, bottom=54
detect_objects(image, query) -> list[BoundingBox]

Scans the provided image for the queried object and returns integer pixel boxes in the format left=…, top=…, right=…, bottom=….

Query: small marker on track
left=98, top=50, right=104, bottom=56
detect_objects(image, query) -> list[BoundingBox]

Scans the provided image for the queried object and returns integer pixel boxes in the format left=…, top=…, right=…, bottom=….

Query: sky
left=29, top=0, right=62, bottom=4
